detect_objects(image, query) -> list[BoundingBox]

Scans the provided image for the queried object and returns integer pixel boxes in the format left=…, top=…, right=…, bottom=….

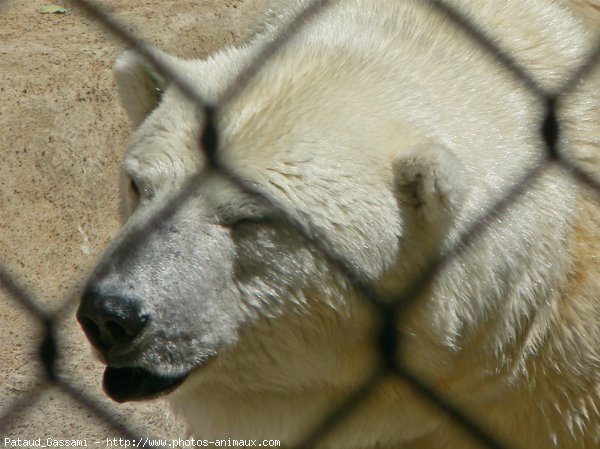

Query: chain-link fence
left=1, top=0, right=599, bottom=448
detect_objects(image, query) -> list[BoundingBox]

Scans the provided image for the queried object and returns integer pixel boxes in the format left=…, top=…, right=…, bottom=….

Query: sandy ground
left=0, top=0, right=265, bottom=443
left=0, top=0, right=598, bottom=446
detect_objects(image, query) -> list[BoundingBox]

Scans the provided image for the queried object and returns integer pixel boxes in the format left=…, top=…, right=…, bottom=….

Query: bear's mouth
left=103, top=367, right=187, bottom=402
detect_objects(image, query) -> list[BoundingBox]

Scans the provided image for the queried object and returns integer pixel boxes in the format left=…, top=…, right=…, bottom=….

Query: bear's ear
left=114, top=49, right=172, bottom=128
left=393, top=144, right=468, bottom=230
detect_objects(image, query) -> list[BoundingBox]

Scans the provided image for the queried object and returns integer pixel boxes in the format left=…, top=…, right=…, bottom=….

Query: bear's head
left=77, top=48, right=468, bottom=404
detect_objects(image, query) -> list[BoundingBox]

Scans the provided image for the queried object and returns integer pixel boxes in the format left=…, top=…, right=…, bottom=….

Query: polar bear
left=77, top=0, right=600, bottom=448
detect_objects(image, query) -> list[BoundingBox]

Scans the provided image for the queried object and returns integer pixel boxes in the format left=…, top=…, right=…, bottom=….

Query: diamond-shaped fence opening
left=1, top=0, right=599, bottom=448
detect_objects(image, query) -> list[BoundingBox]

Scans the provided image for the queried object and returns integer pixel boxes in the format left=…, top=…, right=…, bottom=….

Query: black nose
left=77, top=285, right=148, bottom=352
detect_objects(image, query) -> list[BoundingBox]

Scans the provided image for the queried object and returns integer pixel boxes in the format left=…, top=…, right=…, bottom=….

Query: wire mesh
left=1, top=0, right=599, bottom=448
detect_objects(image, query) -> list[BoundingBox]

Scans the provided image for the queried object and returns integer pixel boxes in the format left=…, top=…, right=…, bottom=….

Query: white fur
left=105, top=1, right=600, bottom=447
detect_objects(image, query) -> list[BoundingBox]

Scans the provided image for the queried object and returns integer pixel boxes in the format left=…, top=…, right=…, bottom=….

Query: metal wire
left=1, top=0, right=599, bottom=447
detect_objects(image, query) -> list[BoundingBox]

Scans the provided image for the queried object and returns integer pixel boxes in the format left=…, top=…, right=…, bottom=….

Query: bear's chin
left=103, top=366, right=187, bottom=402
